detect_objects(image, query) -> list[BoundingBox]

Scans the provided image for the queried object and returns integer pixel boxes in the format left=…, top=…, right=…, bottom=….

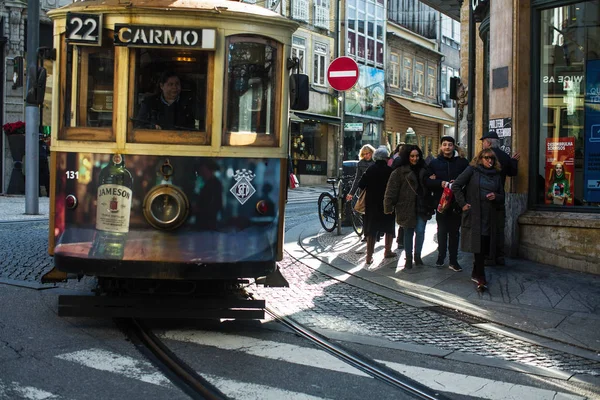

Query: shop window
left=291, top=123, right=327, bottom=176
left=223, top=36, right=280, bottom=146
left=537, top=1, right=600, bottom=207
left=128, top=48, right=211, bottom=145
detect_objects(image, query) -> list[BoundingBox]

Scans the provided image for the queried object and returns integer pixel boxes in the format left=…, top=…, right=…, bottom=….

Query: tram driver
left=136, top=70, right=196, bottom=130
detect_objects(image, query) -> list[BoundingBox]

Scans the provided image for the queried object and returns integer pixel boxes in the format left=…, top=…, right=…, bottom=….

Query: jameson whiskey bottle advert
left=89, top=154, right=134, bottom=259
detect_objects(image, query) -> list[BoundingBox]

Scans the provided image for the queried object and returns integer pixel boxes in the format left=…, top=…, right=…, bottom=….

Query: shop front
left=522, top=0, right=600, bottom=273
left=385, top=95, right=454, bottom=158
left=462, top=0, right=600, bottom=274
left=290, top=111, right=339, bottom=185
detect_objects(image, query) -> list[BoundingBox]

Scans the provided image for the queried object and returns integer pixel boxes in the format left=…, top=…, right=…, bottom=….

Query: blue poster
left=584, top=60, right=600, bottom=202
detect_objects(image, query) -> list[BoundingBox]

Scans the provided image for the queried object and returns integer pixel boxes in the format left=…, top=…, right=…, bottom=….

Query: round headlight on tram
left=142, top=185, right=189, bottom=230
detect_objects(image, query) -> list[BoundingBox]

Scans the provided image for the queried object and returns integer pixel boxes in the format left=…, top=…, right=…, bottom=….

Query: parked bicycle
left=318, top=177, right=363, bottom=236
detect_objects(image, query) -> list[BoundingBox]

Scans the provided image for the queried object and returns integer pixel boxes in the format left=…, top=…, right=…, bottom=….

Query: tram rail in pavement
left=284, top=218, right=600, bottom=368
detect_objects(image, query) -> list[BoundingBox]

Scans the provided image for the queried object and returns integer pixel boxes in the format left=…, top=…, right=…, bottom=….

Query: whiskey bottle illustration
left=89, top=154, right=134, bottom=259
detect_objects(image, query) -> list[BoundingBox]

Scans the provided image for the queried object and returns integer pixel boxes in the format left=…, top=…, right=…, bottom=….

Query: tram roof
left=52, top=0, right=296, bottom=23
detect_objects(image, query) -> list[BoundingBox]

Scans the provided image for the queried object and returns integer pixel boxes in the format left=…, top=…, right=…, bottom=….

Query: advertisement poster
left=545, top=137, right=575, bottom=206
left=345, top=65, right=384, bottom=120
left=488, top=117, right=512, bottom=155
left=584, top=59, right=600, bottom=202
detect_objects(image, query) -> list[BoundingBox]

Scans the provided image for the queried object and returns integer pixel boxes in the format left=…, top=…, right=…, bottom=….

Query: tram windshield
left=132, top=48, right=208, bottom=132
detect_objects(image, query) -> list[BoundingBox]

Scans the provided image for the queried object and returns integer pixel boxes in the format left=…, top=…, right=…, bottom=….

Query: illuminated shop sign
left=114, top=24, right=216, bottom=49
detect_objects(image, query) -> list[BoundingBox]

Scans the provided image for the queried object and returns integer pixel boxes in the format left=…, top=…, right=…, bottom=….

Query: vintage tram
left=42, top=0, right=306, bottom=317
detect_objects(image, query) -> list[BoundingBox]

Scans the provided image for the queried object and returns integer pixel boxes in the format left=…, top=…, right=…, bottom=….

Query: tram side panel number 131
left=66, top=12, right=103, bottom=46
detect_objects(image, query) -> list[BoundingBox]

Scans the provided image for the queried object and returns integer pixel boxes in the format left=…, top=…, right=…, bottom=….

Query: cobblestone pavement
left=6, top=219, right=600, bottom=377
left=251, top=252, right=600, bottom=377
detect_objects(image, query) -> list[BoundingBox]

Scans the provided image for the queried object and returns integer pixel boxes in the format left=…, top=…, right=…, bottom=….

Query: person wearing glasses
left=451, top=148, right=505, bottom=291
left=480, top=131, right=520, bottom=266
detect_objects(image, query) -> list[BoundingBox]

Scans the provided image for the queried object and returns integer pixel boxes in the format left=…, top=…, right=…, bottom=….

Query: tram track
left=118, top=318, right=230, bottom=400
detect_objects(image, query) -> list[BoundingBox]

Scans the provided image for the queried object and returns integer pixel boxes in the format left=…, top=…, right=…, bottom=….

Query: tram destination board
left=66, top=13, right=103, bottom=46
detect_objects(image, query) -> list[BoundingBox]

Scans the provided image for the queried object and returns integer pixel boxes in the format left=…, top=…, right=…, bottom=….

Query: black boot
left=414, top=254, right=424, bottom=266
left=403, top=256, right=413, bottom=270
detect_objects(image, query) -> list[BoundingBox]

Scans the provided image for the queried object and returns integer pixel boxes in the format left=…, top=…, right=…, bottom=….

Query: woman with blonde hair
left=451, top=148, right=505, bottom=292
left=346, top=144, right=376, bottom=202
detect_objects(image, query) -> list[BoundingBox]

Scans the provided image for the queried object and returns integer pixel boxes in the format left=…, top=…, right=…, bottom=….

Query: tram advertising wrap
left=53, top=153, right=280, bottom=265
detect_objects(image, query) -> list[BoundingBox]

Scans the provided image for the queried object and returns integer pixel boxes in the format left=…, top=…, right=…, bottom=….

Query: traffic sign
left=327, top=56, right=359, bottom=91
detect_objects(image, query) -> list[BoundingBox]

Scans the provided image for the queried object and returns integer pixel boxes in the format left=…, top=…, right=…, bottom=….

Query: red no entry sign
left=327, top=56, right=359, bottom=91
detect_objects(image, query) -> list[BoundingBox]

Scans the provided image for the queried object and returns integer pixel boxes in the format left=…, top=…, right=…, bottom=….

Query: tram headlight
left=256, top=200, right=268, bottom=215
left=65, top=194, right=78, bottom=209
left=143, top=185, right=189, bottom=230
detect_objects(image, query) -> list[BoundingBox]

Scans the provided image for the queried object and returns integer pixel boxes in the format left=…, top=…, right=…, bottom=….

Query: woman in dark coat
left=384, top=145, right=434, bottom=269
left=451, top=148, right=505, bottom=291
left=358, top=146, right=396, bottom=264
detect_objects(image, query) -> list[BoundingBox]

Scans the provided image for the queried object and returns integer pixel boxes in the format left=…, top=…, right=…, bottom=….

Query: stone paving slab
left=0, top=195, right=49, bottom=222
left=286, top=219, right=600, bottom=354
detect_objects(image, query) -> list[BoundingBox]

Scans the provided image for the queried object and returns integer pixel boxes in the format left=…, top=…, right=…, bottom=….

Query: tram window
left=77, top=46, right=115, bottom=129
left=129, top=48, right=210, bottom=145
left=223, top=36, right=281, bottom=146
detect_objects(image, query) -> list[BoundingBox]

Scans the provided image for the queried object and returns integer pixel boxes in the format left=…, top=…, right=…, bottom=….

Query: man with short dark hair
left=427, top=136, right=469, bottom=271
left=481, top=131, right=520, bottom=265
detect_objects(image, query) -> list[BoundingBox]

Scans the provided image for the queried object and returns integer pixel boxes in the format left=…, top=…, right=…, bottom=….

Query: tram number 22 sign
left=66, top=13, right=103, bottom=46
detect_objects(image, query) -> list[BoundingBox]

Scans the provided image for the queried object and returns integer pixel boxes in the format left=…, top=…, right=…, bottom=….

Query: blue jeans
left=404, top=216, right=427, bottom=257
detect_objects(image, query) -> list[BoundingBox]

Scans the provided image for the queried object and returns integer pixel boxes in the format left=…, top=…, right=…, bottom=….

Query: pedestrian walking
left=358, top=146, right=396, bottom=264
left=346, top=144, right=376, bottom=202
left=426, top=136, right=469, bottom=271
left=384, top=145, right=434, bottom=270
left=388, top=143, right=403, bottom=167
left=480, top=131, right=520, bottom=265
left=451, top=148, right=505, bottom=291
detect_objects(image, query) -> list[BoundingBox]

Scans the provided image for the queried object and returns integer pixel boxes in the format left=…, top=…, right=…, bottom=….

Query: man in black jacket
left=481, top=131, right=520, bottom=265
left=427, top=136, right=469, bottom=271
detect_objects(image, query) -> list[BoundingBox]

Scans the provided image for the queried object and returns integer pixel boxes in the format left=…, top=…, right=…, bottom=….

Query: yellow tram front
left=47, top=0, right=299, bottom=280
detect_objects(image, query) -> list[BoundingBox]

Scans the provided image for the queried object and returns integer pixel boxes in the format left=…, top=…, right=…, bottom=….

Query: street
left=0, top=194, right=598, bottom=399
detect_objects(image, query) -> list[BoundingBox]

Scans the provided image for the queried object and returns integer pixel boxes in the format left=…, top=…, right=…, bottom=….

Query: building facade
left=457, top=0, right=600, bottom=274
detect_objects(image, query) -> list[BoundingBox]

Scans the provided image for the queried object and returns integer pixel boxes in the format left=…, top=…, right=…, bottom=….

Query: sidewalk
left=0, top=195, right=49, bottom=222
left=285, top=217, right=600, bottom=361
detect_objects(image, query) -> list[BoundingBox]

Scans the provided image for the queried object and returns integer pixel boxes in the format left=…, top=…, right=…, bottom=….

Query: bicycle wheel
left=318, top=192, right=337, bottom=232
left=350, top=191, right=364, bottom=237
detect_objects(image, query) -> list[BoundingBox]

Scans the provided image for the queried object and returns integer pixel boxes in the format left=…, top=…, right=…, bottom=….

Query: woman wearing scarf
left=358, top=146, right=396, bottom=264
left=384, top=145, right=434, bottom=270
left=452, top=148, right=505, bottom=291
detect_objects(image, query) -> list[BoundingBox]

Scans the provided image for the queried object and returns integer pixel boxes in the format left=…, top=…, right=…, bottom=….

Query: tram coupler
left=255, top=265, right=289, bottom=287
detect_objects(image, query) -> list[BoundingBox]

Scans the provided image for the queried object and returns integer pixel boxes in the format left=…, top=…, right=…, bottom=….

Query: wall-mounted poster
left=488, top=117, right=512, bottom=155
left=545, top=137, right=575, bottom=206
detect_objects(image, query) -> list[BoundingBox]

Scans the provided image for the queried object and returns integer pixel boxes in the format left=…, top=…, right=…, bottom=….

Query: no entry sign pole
left=327, top=57, right=359, bottom=235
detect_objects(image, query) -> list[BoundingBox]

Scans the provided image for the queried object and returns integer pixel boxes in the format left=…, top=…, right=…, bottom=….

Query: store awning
left=418, top=0, right=461, bottom=21
left=389, top=96, right=455, bottom=125
left=292, top=111, right=341, bottom=125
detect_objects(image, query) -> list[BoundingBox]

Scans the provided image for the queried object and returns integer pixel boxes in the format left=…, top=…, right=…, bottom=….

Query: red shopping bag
left=289, top=173, right=300, bottom=189
left=437, top=186, right=454, bottom=214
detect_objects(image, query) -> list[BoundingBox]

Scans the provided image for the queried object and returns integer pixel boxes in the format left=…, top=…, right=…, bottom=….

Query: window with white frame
left=402, top=56, right=412, bottom=91
left=314, top=0, right=330, bottom=29
left=293, top=0, right=309, bottom=22
left=390, top=53, right=399, bottom=87
left=313, top=42, right=327, bottom=86
left=427, top=65, right=436, bottom=98
left=441, top=65, right=448, bottom=100
left=415, top=62, right=424, bottom=95
left=292, top=36, right=306, bottom=74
